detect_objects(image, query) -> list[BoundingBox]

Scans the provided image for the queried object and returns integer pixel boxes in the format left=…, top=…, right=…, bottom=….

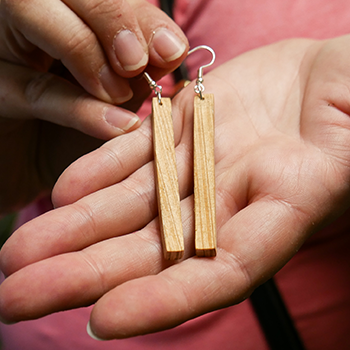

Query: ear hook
left=144, top=72, right=163, bottom=105
left=144, top=45, right=215, bottom=102
left=187, top=45, right=216, bottom=99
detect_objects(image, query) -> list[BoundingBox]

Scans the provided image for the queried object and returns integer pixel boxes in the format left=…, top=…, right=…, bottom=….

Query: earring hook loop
left=144, top=72, right=163, bottom=105
left=144, top=45, right=215, bottom=102
left=187, top=45, right=216, bottom=99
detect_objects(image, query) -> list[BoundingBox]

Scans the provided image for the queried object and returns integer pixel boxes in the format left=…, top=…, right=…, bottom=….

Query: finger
left=0, top=196, right=195, bottom=323
left=3, top=0, right=132, bottom=104
left=62, top=0, right=149, bottom=77
left=52, top=117, right=154, bottom=206
left=52, top=87, right=195, bottom=206
left=0, top=61, right=140, bottom=139
left=128, top=0, right=188, bottom=70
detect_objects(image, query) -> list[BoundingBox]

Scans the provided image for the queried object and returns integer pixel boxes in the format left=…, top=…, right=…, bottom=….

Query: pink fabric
left=2, top=0, right=350, bottom=349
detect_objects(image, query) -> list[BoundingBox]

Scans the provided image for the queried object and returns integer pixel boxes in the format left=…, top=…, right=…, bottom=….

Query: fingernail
left=87, top=321, right=105, bottom=341
left=100, top=65, right=133, bottom=104
left=104, top=107, right=140, bottom=133
left=114, top=30, right=148, bottom=71
left=152, top=28, right=187, bottom=62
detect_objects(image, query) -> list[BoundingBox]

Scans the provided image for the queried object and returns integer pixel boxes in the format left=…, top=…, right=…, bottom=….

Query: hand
left=0, top=0, right=188, bottom=104
left=1, top=36, right=350, bottom=339
left=0, top=0, right=188, bottom=212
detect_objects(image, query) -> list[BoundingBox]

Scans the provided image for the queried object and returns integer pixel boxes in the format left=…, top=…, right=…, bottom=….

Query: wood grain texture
left=194, top=94, right=217, bottom=257
left=152, top=97, right=184, bottom=260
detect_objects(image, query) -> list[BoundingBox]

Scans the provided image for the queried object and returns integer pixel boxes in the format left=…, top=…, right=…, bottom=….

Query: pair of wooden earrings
left=144, top=45, right=216, bottom=260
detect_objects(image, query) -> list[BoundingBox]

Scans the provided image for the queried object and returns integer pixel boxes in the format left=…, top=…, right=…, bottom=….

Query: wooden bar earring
left=144, top=73, right=184, bottom=260
left=188, top=46, right=217, bottom=257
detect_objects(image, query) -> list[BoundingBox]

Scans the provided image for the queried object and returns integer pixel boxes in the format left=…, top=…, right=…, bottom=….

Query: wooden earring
left=188, top=46, right=217, bottom=257
left=144, top=73, right=184, bottom=260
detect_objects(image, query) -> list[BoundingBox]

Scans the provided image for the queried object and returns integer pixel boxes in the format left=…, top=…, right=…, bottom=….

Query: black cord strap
left=250, top=279, right=306, bottom=350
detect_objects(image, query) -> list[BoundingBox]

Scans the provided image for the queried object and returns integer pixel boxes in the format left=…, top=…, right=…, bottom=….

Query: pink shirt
left=1, top=0, right=350, bottom=349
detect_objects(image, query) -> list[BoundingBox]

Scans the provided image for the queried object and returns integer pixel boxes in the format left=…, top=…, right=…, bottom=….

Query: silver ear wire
left=144, top=72, right=163, bottom=105
left=187, top=45, right=216, bottom=99
left=144, top=45, right=215, bottom=102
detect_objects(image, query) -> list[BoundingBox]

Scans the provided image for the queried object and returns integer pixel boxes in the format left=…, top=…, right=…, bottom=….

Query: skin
left=0, top=0, right=188, bottom=212
left=1, top=36, right=350, bottom=339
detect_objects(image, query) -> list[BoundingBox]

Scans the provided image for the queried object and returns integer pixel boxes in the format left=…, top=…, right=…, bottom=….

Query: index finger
left=3, top=0, right=143, bottom=103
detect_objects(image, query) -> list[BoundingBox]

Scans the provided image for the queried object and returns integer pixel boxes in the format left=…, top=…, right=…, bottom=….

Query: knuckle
left=1, top=0, right=29, bottom=21
left=24, top=72, right=55, bottom=106
left=63, top=25, right=98, bottom=61
left=84, top=0, right=127, bottom=19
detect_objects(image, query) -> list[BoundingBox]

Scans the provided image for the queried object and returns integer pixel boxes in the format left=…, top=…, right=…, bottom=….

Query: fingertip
left=0, top=288, right=17, bottom=325
left=151, top=28, right=188, bottom=64
left=87, top=321, right=106, bottom=341
left=113, top=30, right=149, bottom=73
left=129, top=1, right=189, bottom=68
left=99, top=65, right=134, bottom=104
left=0, top=315, right=15, bottom=325
left=0, top=309, right=17, bottom=326
left=51, top=160, right=88, bottom=207
left=0, top=238, right=17, bottom=277
left=104, top=108, right=141, bottom=135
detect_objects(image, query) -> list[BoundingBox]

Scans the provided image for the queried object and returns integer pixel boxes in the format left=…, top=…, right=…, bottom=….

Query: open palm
left=1, top=36, right=350, bottom=339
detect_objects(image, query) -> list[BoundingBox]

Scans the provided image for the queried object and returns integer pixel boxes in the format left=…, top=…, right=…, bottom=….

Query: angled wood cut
left=194, top=94, right=217, bottom=257
left=152, top=98, right=184, bottom=260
